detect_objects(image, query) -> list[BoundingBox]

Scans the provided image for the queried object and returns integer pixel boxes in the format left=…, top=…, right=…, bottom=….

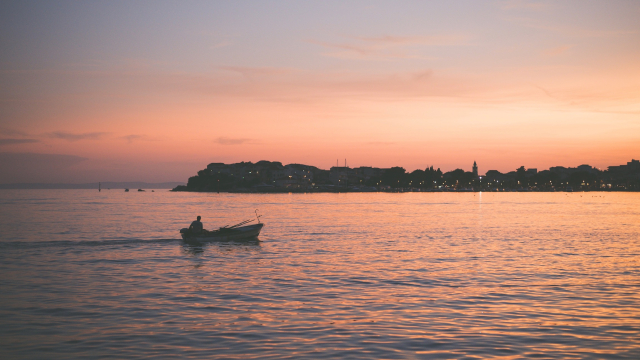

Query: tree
left=381, top=167, right=407, bottom=188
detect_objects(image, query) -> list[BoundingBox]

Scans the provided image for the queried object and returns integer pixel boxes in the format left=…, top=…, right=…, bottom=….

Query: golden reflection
left=2, top=191, right=640, bottom=358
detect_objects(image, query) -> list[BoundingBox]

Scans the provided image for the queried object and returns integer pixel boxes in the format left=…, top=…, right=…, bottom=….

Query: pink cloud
left=542, top=45, right=573, bottom=56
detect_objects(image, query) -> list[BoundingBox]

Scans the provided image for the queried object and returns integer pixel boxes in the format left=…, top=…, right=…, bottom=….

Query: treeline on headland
left=172, top=159, right=640, bottom=193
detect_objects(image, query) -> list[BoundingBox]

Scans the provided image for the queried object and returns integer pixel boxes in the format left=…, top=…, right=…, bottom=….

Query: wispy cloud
left=506, top=16, right=637, bottom=38
left=167, top=66, right=474, bottom=102
left=531, top=83, right=640, bottom=114
left=531, top=83, right=558, bottom=100
left=0, top=127, right=29, bottom=137
left=308, top=34, right=467, bottom=60
left=366, top=141, right=396, bottom=146
left=413, top=70, right=433, bottom=81
left=590, top=109, right=640, bottom=115
left=542, top=45, right=572, bottom=57
left=355, top=35, right=468, bottom=46
left=48, top=131, right=108, bottom=141
left=308, top=40, right=375, bottom=56
left=219, top=66, right=293, bottom=77
left=498, top=0, right=555, bottom=11
left=0, top=152, right=88, bottom=183
left=0, top=138, right=39, bottom=146
left=120, top=134, right=143, bottom=143
left=211, top=40, right=231, bottom=49
left=214, top=137, right=255, bottom=145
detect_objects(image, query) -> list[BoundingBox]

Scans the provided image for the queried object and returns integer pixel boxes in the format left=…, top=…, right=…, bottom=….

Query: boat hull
left=180, top=223, right=263, bottom=242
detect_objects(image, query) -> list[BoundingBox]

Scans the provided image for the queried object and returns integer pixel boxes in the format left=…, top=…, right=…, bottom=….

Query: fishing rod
left=219, top=209, right=262, bottom=230
left=217, top=219, right=253, bottom=230
left=220, top=218, right=254, bottom=230
left=227, top=218, right=255, bottom=229
left=218, top=220, right=248, bottom=230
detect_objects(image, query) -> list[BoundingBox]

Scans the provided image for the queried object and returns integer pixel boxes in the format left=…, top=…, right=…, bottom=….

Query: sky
left=1, top=0, right=639, bottom=183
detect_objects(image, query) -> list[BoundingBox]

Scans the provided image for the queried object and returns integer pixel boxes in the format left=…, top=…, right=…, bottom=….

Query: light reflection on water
left=0, top=190, right=639, bottom=359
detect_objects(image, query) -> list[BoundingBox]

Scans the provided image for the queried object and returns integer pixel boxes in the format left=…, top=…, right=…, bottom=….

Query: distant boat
left=138, top=189, right=145, bottom=192
left=125, top=188, right=129, bottom=192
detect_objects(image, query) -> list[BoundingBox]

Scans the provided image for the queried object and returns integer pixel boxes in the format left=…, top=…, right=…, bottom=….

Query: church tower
left=472, top=161, right=478, bottom=177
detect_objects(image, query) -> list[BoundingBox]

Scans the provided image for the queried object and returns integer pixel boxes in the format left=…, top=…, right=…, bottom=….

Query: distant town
left=172, top=159, right=640, bottom=193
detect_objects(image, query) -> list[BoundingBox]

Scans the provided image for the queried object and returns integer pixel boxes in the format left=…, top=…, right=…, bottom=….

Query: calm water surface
left=0, top=190, right=639, bottom=359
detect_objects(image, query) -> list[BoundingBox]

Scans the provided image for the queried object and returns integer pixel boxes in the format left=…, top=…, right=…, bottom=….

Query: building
left=329, top=166, right=350, bottom=186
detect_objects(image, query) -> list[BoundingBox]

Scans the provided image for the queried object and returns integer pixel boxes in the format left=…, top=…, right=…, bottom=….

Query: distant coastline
left=173, top=159, right=640, bottom=193
left=0, top=182, right=185, bottom=190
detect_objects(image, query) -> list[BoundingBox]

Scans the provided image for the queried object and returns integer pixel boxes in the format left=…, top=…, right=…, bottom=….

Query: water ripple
left=1, top=191, right=639, bottom=359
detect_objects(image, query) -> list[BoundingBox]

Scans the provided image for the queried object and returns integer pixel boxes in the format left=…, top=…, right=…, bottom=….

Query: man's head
left=197, top=216, right=201, bottom=221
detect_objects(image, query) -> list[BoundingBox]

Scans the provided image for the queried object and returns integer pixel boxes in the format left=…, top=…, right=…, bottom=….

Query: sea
left=0, top=190, right=639, bottom=359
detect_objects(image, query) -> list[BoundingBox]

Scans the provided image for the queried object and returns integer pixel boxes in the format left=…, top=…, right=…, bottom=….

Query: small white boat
left=180, top=223, right=264, bottom=242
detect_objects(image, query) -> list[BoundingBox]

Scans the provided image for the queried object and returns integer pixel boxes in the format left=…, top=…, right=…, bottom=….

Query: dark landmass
left=173, top=159, right=640, bottom=192
left=0, top=182, right=185, bottom=190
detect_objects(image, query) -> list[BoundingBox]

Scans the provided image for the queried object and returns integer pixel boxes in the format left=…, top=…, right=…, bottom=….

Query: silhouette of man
left=189, top=216, right=204, bottom=234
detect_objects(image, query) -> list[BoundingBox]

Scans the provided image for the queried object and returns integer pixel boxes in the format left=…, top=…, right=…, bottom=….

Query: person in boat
left=189, top=216, right=204, bottom=234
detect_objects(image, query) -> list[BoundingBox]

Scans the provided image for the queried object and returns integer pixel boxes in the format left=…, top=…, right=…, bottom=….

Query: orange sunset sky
left=1, top=1, right=639, bottom=183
